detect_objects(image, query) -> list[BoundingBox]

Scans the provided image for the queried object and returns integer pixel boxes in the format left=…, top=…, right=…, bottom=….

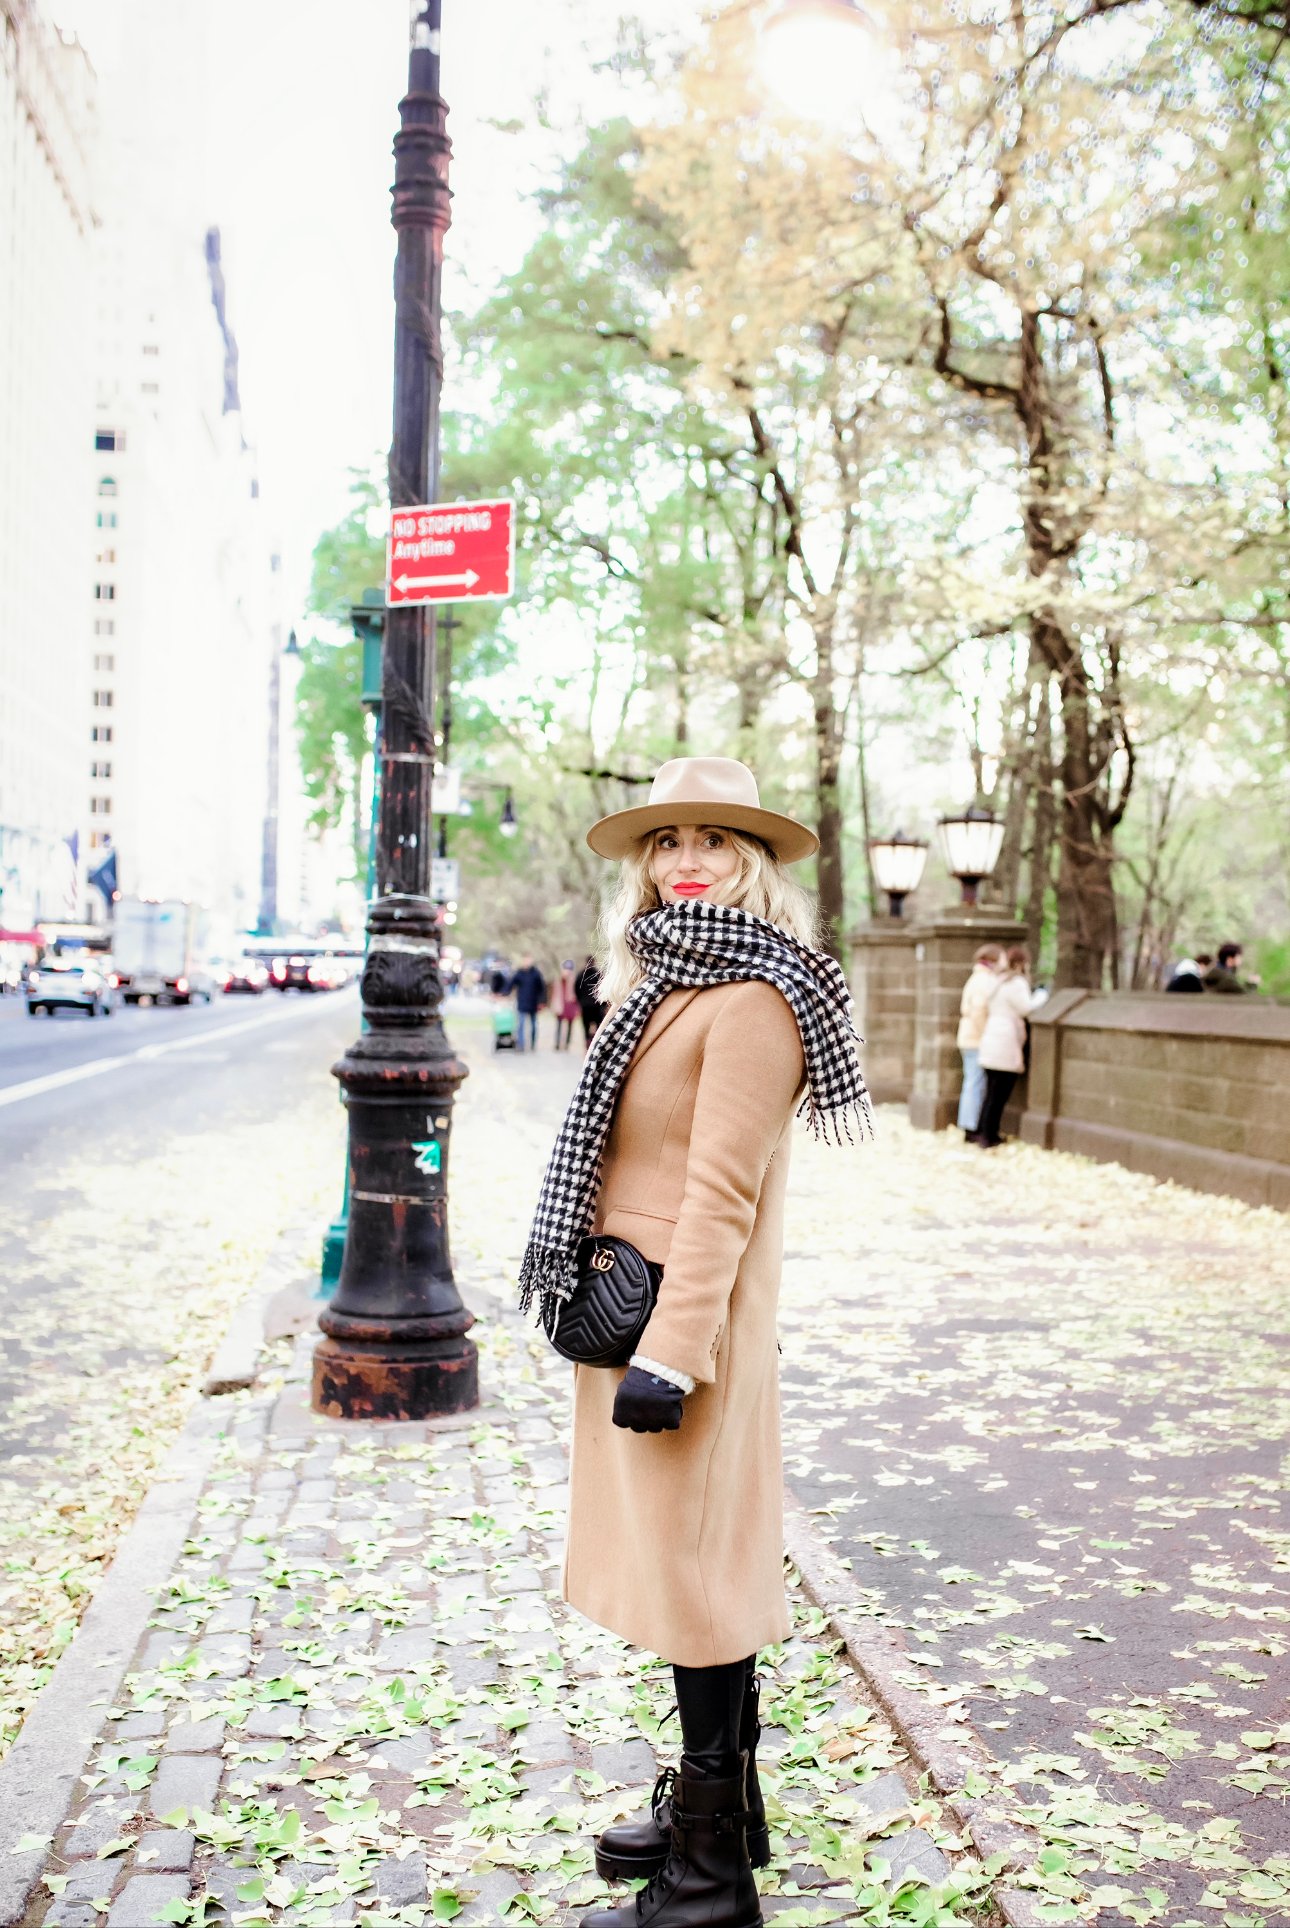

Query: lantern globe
left=868, top=829, right=928, bottom=918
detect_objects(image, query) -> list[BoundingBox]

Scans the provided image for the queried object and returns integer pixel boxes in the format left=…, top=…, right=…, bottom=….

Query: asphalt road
left=0, top=986, right=358, bottom=1474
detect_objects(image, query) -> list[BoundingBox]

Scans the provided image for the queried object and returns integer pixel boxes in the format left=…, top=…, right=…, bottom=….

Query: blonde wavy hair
left=597, top=828, right=821, bottom=1008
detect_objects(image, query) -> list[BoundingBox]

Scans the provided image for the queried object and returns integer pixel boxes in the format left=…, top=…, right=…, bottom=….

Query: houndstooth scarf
left=517, top=898, right=871, bottom=1321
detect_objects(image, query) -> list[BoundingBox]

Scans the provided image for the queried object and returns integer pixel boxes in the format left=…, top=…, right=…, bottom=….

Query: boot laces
left=649, top=1765, right=676, bottom=1825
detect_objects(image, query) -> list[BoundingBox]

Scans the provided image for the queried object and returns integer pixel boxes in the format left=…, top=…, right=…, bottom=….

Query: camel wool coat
left=562, top=978, right=805, bottom=1667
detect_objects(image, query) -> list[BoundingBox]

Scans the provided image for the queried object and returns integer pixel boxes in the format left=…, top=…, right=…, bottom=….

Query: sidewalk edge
left=0, top=1401, right=223, bottom=1928
left=0, top=1221, right=314, bottom=1928
left=783, top=1491, right=1049, bottom=1928
left=201, top=1219, right=316, bottom=1395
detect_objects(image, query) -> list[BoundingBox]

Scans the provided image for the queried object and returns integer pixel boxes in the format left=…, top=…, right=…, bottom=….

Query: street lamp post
left=313, top=1, right=478, bottom=1420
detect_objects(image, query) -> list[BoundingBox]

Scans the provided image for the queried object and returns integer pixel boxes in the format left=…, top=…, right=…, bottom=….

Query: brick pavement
left=17, top=1292, right=976, bottom=1928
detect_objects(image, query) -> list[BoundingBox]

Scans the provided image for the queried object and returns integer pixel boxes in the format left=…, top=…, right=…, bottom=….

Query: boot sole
left=594, top=1827, right=771, bottom=1882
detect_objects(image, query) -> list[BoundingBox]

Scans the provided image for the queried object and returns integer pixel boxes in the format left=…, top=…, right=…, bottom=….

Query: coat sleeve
left=634, top=981, right=805, bottom=1388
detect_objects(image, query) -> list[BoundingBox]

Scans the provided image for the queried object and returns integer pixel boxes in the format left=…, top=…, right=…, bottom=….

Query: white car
left=27, top=959, right=114, bottom=1018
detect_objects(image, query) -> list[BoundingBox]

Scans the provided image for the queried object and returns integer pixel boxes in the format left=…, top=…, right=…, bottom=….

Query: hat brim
left=586, top=801, right=818, bottom=865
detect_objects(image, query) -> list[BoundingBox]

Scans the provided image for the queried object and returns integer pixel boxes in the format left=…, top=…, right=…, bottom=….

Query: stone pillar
left=848, top=921, right=918, bottom=1105
left=907, top=914, right=1020, bottom=1133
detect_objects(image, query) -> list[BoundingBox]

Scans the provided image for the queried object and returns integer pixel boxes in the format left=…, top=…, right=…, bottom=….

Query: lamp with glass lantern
left=867, top=830, right=927, bottom=919
left=936, top=806, right=1005, bottom=907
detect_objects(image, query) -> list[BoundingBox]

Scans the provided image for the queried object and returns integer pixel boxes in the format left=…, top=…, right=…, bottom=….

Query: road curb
left=201, top=1219, right=318, bottom=1395
left=783, top=1491, right=1048, bottom=1928
left=0, top=1402, right=224, bottom=1928
left=0, top=1225, right=316, bottom=1928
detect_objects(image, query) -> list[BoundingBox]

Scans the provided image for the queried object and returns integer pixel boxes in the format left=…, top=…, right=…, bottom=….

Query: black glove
left=612, top=1366, right=684, bottom=1434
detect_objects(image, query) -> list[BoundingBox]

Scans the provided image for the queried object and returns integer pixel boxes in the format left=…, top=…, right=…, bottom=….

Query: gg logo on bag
left=589, top=1246, right=615, bottom=1273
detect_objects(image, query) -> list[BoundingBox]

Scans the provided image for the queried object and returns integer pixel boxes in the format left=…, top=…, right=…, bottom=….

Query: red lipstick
left=673, top=882, right=710, bottom=896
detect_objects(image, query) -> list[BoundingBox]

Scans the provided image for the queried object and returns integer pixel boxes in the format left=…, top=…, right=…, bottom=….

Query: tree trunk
left=811, top=622, right=845, bottom=961
left=1023, top=668, right=1054, bottom=964
left=1053, top=643, right=1116, bottom=988
left=994, top=643, right=1046, bottom=912
left=1016, top=310, right=1115, bottom=990
left=854, top=658, right=877, bottom=920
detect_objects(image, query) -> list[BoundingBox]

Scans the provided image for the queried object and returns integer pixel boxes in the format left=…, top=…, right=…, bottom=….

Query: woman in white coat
left=956, top=943, right=1002, bottom=1138
left=974, top=943, right=1033, bottom=1147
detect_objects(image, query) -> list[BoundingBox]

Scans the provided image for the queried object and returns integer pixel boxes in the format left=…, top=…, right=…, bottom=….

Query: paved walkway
left=777, top=1114, right=1290, bottom=1926
left=0, top=1017, right=981, bottom=1928
left=4, top=1010, right=1287, bottom=1927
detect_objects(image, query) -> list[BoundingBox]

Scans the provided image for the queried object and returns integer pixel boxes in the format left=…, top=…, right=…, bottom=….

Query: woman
left=519, top=757, right=869, bottom=1928
left=975, top=942, right=1033, bottom=1149
left=554, top=959, right=581, bottom=1050
left=956, top=943, right=1002, bottom=1141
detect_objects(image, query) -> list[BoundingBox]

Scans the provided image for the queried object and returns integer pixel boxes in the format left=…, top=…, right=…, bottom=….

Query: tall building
left=80, top=0, right=275, bottom=936
left=0, top=0, right=95, bottom=926
left=85, top=217, right=272, bottom=933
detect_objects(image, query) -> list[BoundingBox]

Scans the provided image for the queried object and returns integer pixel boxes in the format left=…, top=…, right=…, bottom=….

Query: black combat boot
left=595, top=1658, right=769, bottom=1881
left=581, top=1755, right=762, bottom=1927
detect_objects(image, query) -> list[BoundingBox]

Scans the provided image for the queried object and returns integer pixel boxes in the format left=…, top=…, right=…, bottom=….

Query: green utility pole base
left=317, top=589, right=384, bottom=1302
left=320, top=1226, right=345, bottom=1293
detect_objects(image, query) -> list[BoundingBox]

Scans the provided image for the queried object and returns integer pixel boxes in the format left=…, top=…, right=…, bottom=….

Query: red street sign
left=386, top=497, right=515, bottom=605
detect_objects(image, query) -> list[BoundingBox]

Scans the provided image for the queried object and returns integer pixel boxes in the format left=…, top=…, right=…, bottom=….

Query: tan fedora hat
left=586, top=757, right=818, bottom=864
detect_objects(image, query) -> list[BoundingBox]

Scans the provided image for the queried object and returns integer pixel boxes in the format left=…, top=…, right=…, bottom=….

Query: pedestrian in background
left=574, top=953, right=607, bottom=1050
left=974, top=942, right=1035, bottom=1149
left=511, top=953, right=546, bottom=1052
left=956, top=943, right=1002, bottom=1140
left=1165, top=952, right=1211, bottom=993
left=554, top=960, right=580, bottom=1050
left=1203, top=942, right=1250, bottom=993
left=520, top=757, right=870, bottom=1927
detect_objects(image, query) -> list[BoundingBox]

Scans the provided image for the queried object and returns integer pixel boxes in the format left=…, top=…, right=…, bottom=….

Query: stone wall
left=848, top=924, right=917, bottom=1105
left=1022, top=991, right=1290, bottom=1212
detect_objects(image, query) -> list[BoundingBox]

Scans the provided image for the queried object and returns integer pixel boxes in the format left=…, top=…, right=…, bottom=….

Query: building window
left=94, top=584, right=115, bottom=600
left=89, top=830, right=111, bottom=851
left=93, top=690, right=114, bottom=709
left=90, top=796, right=112, bottom=815
left=95, top=429, right=125, bottom=452
left=94, top=619, right=115, bottom=637
left=91, top=725, right=113, bottom=743
left=94, top=653, right=115, bottom=672
left=91, top=760, right=112, bottom=779
left=97, top=548, right=116, bottom=565
left=98, top=477, right=117, bottom=496
left=143, top=344, right=159, bottom=356
left=96, top=510, right=118, bottom=528
left=141, top=382, right=159, bottom=395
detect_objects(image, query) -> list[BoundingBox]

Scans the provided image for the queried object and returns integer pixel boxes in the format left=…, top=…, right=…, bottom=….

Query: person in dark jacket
left=574, top=954, right=607, bottom=1050
left=1165, top=953, right=1211, bottom=993
left=512, top=954, right=547, bottom=1051
left=1203, top=943, right=1249, bottom=994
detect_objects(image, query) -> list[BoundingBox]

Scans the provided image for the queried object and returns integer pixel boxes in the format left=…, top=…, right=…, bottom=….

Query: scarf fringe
left=517, top=1244, right=578, bottom=1320
left=799, top=1090, right=875, bottom=1146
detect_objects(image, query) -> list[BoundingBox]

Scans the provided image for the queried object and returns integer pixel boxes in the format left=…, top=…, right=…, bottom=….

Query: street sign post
left=387, top=498, right=515, bottom=605
left=431, top=857, right=460, bottom=903
left=431, top=765, right=461, bottom=816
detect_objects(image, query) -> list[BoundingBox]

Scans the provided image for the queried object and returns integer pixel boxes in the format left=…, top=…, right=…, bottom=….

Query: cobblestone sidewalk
left=9, top=1277, right=996, bottom=1928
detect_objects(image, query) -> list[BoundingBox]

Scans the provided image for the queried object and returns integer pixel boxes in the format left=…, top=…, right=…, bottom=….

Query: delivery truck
left=112, top=898, right=216, bottom=1005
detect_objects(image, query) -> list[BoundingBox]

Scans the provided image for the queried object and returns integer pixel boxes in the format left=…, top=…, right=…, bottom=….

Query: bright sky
left=52, top=1, right=696, bottom=621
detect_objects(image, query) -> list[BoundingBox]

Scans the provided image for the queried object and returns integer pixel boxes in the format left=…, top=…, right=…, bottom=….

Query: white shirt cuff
left=630, top=1354, right=696, bottom=1395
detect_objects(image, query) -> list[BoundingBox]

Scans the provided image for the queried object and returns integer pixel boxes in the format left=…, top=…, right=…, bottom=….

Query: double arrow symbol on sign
left=392, top=569, right=480, bottom=592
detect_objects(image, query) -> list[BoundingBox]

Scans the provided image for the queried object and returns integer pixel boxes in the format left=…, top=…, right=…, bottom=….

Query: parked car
left=27, top=959, right=114, bottom=1017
